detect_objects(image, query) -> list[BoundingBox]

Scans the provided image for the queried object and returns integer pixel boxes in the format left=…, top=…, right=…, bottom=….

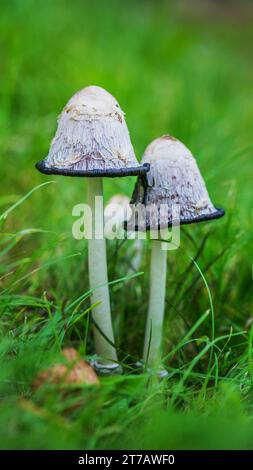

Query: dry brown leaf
left=33, top=348, right=100, bottom=389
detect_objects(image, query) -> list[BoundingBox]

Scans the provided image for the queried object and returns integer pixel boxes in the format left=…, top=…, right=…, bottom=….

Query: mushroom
left=36, top=86, right=149, bottom=374
left=104, top=194, right=132, bottom=240
left=104, top=194, right=143, bottom=274
left=126, top=135, right=225, bottom=368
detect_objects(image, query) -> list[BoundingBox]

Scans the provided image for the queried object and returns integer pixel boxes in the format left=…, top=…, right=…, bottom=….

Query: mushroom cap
left=36, top=86, right=149, bottom=177
left=104, top=194, right=132, bottom=239
left=126, top=135, right=225, bottom=231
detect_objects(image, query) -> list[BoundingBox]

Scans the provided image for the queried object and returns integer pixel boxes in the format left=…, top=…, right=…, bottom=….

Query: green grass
left=0, top=0, right=253, bottom=450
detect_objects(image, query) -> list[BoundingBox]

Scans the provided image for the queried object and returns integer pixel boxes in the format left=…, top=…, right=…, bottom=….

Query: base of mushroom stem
left=90, top=359, right=123, bottom=376
left=135, top=361, right=169, bottom=379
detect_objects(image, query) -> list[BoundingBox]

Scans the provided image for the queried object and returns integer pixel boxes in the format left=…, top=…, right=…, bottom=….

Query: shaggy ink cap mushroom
left=127, top=135, right=224, bottom=231
left=126, top=135, right=225, bottom=369
left=36, top=86, right=149, bottom=374
left=36, top=86, right=149, bottom=177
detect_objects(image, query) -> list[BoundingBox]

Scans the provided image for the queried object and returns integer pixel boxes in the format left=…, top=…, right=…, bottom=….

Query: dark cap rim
left=125, top=207, right=225, bottom=232
left=35, top=160, right=150, bottom=178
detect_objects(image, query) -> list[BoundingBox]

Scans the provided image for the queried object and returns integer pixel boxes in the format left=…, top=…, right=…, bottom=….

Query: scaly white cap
left=127, top=135, right=225, bottom=230
left=36, top=86, right=149, bottom=177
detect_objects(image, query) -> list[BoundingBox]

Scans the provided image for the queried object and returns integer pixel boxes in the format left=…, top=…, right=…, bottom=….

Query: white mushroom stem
left=143, top=240, right=167, bottom=366
left=87, top=177, right=118, bottom=365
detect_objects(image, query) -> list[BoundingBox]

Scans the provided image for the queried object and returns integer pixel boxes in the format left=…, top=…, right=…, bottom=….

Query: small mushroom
left=104, top=194, right=143, bottom=274
left=126, top=135, right=225, bottom=367
left=104, top=194, right=132, bottom=240
left=36, top=86, right=149, bottom=374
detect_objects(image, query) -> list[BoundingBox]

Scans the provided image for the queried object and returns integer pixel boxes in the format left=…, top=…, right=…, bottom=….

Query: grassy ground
left=0, top=0, right=253, bottom=450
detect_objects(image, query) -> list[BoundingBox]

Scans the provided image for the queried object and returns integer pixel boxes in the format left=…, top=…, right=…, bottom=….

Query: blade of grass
left=0, top=181, right=56, bottom=222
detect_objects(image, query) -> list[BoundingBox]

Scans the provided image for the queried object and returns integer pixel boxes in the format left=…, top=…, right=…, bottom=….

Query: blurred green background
left=0, top=0, right=253, bottom=450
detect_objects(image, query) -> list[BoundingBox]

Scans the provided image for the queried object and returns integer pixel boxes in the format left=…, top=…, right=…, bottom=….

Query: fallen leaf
left=33, top=348, right=100, bottom=389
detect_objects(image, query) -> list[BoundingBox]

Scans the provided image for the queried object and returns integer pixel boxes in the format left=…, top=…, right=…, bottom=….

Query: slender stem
left=143, top=240, right=167, bottom=366
left=87, top=177, right=118, bottom=364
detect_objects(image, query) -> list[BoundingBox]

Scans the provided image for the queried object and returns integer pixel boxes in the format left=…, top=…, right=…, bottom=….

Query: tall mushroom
left=126, top=135, right=225, bottom=368
left=36, top=86, right=149, bottom=374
